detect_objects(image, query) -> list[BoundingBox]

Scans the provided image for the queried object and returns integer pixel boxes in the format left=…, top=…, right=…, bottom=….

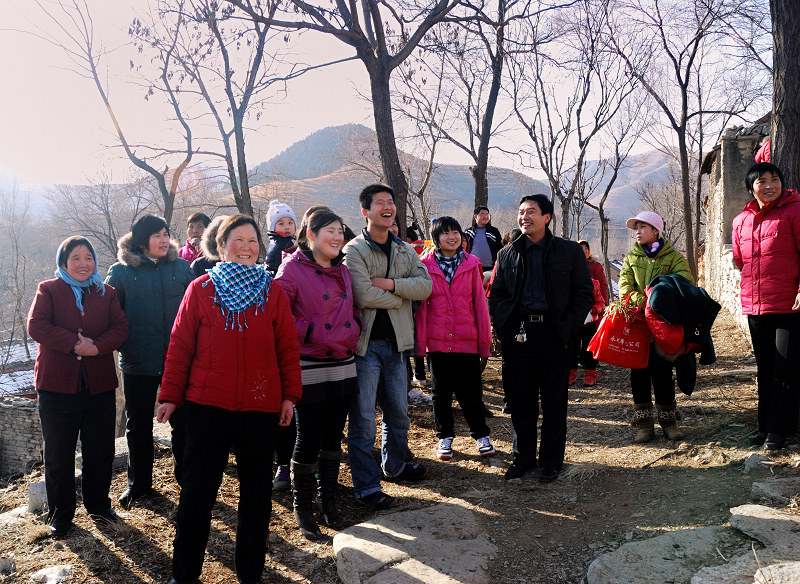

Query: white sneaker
left=408, top=389, right=433, bottom=406
left=476, top=436, right=495, bottom=457
left=437, top=437, right=454, bottom=460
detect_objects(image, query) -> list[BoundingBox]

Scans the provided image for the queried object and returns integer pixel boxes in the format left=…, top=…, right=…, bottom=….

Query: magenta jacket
left=733, top=188, right=800, bottom=315
left=274, top=249, right=361, bottom=359
left=178, top=239, right=201, bottom=264
left=28, top=278, right=128, bottom=395
left=415, top=252, right=492, bottom=358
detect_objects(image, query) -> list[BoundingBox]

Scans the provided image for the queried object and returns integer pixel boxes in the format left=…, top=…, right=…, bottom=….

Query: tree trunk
left=771, top=0, right=800, bottom=188
left=234, top=114, right=254, bottom=217
left=678, top=133, right=697, bottom=279
left=599, top=211, right=612, bottom=301
left=369, top=62, right=409, bottom=237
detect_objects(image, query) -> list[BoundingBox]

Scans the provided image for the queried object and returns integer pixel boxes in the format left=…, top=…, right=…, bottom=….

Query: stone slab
left=334, top=500, right=496, bottom=584
left=751, top=477, right=800, bottom=505
left=585, top=526, right=752, bottom=584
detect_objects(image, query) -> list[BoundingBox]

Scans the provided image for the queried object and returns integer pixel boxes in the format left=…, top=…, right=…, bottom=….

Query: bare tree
left=33, top=0, right=195, bottom=225
left=222, top=0, right=463, bottom=238
left=510, top=0, right=637, bottom=237
left=585, top=96, right=649, bottom=299
left=603, top=0, right=768, bottom=277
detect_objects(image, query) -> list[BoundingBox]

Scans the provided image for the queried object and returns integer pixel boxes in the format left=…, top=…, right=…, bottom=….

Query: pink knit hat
left=626, top=211, right=665, bottom=232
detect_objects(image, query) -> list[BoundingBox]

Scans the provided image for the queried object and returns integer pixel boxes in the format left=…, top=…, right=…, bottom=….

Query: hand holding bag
left=588, top=295, right=650, bottom=369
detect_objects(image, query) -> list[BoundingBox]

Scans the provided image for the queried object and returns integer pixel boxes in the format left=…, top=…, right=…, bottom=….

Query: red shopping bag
left=588, top=300, right=650, bottom=369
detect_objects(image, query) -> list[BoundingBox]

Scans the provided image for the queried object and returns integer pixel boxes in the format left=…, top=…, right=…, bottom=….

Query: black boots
left=291, top=460, right=322, bottom=540
left=316, top=450, right=344, bottom=528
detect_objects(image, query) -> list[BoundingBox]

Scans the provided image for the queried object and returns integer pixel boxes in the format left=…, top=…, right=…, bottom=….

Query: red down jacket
left=158, top=275, right=302, bottom=412
left=732, top=188, right=800, bottom=315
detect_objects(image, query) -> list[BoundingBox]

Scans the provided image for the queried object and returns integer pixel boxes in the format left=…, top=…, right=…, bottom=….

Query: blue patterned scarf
left=54, top=246, right=105, bottom=314
left=205, top=261, right=271, bottom=330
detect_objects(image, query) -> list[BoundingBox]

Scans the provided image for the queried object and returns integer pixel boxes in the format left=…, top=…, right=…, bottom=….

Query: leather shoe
left=764, top=433, right=786, bottom=451
left=90, top=508, right=121, bottom=524
left=384, top=462, right=426, bottom=483
left=747, top=431, right=767, bottom=446
left=49, top=518, right=72, bottom=538
left=538, top=468, right=559, bottom=483
left=118, top=487, right=153, bottom=509
left=505, top=459, right=536, bottom=480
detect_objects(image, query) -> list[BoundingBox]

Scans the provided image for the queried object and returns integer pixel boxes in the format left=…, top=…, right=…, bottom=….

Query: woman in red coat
left=156, top=214, right=301, bottom=584
left=28, top=237, right=128, bottom=538
left=733, top=162, right=800, bottom=451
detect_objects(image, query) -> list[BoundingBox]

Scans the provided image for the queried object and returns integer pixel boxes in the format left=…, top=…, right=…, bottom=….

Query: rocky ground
left=1, top=309, right=799, bottom=583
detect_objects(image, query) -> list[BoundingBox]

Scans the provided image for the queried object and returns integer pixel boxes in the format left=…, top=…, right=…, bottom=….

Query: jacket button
left=323, top=294, right=329, bottom=300
left=347, top=349, right=352, bottom=355
left=316, top=269, right=322, bottom=275
left=326, top=350, right=333, bottom=356
left=342, top=293, right=347, bottom=298
left=345, top=321, right=351, bottom=328
left=448, top=347, right=452, bottom=351
left=325, top=323, right=332, bottom=330
left=448, top=333, right=453, bottom=337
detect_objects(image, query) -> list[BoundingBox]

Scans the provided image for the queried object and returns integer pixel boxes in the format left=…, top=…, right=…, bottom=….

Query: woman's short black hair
left=297, top=209, right=343, bottom=250
left=745, top=162, right=785, bottom=193
left=431, top=216, right=463, bottom=251
left=58, top=236, right=96, bottom=269
left=131, top=214, right=169, bottom=251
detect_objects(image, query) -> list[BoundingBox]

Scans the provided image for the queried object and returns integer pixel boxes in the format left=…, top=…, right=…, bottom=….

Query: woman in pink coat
left=415, top=216, right=494, bottom=461
left=733, top=162, right=800, bottom=451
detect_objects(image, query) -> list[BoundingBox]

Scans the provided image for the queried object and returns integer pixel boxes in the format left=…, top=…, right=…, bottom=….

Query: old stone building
left=701, top=116, right=769, bottom=335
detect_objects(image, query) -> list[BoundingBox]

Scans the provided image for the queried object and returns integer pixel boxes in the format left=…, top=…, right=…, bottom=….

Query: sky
left=0, top=0, right=408, bottom=187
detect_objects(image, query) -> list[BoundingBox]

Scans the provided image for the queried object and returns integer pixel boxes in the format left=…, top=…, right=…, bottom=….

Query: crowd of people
left=26, top=164, right=800, bottom=583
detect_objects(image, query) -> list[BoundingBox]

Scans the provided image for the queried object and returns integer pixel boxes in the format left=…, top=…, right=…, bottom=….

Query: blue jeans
left=348, top=340, right=410, bottom=499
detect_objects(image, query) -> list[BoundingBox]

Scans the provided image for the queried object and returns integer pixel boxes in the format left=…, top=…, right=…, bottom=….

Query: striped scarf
left=435, top=250, right=463, bottom=285
left=205, top=261, right=271, bottom=330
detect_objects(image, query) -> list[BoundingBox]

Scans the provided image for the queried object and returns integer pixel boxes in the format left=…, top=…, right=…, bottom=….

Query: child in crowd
left=265, top=201, right=297, bottom=274
left=178, top=212, right=211, bottom=264
left=415, top=216, right=495, bottom=460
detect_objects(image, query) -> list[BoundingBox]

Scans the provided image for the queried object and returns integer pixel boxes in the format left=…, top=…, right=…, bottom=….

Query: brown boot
left=631, top=403, right=655, bottom=443
left=656, top=402, right=685, bottom=441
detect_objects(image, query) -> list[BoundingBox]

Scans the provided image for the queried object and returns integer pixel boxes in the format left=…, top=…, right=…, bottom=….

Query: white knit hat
left=626, top=211, right=665, bottom=232
left=267, top=200, right=297, bottom=232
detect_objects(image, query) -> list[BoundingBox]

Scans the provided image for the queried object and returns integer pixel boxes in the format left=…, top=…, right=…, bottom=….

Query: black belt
left=523, top=313, right=546, bottom=323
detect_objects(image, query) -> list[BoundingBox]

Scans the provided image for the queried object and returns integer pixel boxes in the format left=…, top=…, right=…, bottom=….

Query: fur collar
left=116, top=232, right=181, bottom=267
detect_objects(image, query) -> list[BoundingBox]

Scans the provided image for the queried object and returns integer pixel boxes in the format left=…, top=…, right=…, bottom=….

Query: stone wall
left=0, top=397, right=42, bottom=477
left=703, top=124, right=764, bottom=340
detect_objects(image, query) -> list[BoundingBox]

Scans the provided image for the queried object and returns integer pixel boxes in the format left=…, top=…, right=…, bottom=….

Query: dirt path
left=1, top=310, right=797, bottom=583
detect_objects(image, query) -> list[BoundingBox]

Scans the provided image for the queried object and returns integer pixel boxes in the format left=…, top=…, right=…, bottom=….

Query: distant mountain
left=248, top=124, right=550, bottom=229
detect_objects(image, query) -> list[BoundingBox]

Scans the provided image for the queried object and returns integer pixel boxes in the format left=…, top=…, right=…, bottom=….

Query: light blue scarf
left=54, top=244, right=105, bottom=314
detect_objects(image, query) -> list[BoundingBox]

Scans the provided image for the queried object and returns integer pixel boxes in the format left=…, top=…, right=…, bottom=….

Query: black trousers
left=292, top=397, right=351, bottom=464
left=38, top=389, right=116, bottom=522
left=122, top=373, right=187, bottom=490
left=172, top=402, right=278, bottom=584
left=501, top=321, right=571, bottom=471
left=571, top=321, right=599, bottom=370
left=428, top=352, right=490, bottom=439
left=274, top=416, right=297, bottom=467
left=630, top=344, right=675, bottom=406
left=748, top=313, right=800, bottom=436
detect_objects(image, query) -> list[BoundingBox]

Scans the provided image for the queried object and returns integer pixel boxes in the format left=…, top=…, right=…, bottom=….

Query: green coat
left=618, top=239, right=693, bottom=308
left=105, top=233, right=194, bottom=376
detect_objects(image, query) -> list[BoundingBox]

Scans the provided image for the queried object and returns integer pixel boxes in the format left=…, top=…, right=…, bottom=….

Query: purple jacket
left=275, top=249, right=361, bottom=359
left=28, top=278, right=128, bottom=395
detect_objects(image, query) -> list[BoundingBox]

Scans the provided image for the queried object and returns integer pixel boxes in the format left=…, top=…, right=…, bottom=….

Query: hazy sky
left=0, top=0, right=398, bottom=186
